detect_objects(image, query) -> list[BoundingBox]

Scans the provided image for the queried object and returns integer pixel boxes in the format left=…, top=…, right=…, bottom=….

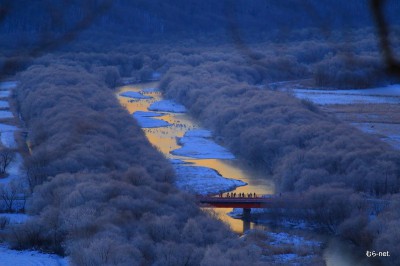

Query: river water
left=117, top=82, right=376, bottom=266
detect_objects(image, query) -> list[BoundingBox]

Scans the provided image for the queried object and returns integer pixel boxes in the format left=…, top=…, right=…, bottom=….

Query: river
left=117, top=82, right=376, bottom=266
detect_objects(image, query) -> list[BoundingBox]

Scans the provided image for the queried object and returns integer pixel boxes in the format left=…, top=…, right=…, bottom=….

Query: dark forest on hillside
left=0, top=1, right=400, bottom=266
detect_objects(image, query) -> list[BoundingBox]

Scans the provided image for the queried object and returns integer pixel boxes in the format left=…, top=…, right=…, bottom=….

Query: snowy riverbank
left=0, top=245, right=68, bottom=266
left=288, top=84, right=400, bottom=150
left=292, top=84, right=400, bottom=105
left=172, top=160, right=246, bottom=195
left=121, top=85, right=247, bottom=195
left=171, top=129, right=235, bottom=159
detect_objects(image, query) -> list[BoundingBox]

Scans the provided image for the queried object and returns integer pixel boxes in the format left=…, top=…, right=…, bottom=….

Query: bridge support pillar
left=242, top=208, right=251, bottom=232
left=242, top=208, right=251, bottom=221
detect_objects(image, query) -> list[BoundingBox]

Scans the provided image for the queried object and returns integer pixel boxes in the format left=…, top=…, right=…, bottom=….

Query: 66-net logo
left=366, top=250, right=390, bottom=257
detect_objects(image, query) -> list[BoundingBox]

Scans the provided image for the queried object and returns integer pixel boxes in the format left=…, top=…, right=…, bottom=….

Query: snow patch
left=133, top=111, right=171, bottom=128
left=351, top=122, right=400, bottom=149
left=0, top=123, right=17, bottom=132
left=183, top=129, right=212, bottom=138
left=228, top=207, right=266, bottom=219
left=169, top=159, right=191, bottom=164
left=0, top=101, right=9, bottom=109
left=269, top=254, right=298, bottom=263
left=0, top=91, right=10, bottom=98
left=171, top=130, right=235, bottom=159
left=119, top=91, right=152, bottom=99
left=267, top=232, right=321, bottom=246
left=174, top=164, right=246, bottom=195
left=133, top=111, right=164, bottom=117
left=1, top=131, right=17, bottom=148
left=0, top=81, right=17, bottom=90
left=148, top=100, right=186, bottom=113
left=0, top=213, right=29, bottom=224
left=141, top=87, right=160, bottom=93
left=0, top=153, right=24, bottom=185
left=0, top=111, right=13, bottom=119
left=151, top=72, right=161, bottom=80
left=293, top=85, right=400, bottom=105
left=0, top=245, right=69, bottom=266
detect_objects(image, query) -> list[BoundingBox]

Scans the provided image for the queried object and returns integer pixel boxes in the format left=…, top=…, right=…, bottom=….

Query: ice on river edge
left=140, top=87, right=160, bottom=93
left=148, top=100, right=187, bottom=113
left=173, top=160, right=246, bottom=195
left=171, top=129, right=235, bottom=159
left=133, top=111, right=171, bottom=128
left=119, top=91, right=152, bottom=99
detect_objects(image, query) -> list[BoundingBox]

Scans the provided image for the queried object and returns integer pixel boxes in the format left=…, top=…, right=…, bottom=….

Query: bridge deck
left=197, top=196, right=289, bottom=208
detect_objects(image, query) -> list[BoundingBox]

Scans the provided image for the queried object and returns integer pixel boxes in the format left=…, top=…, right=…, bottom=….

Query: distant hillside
left=1, top=0, right=400, bottom=39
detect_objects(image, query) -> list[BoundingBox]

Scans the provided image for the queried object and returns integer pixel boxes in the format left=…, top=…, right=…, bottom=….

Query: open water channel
left=117, top=82, right=376, bottom=266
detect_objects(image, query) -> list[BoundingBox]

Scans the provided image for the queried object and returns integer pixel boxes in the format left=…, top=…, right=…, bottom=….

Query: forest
left=0, top=1, right=400, bottom=265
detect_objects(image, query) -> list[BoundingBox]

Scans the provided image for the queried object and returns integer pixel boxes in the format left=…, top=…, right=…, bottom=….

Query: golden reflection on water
left=203, top=208, right=269, bottom=234
left=117, top=82, right=274, bottom=233
left=117, top=82, right=364, bottom=264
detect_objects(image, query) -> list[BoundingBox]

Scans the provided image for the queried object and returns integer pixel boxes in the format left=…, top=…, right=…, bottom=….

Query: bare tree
left=0, top=182, right=17, bottom=212
left=0, top=148, right=15, bottom=174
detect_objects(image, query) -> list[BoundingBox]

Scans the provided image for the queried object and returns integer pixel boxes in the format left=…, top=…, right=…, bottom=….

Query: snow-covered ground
left=0, top=82, right=25, bottom=208
left=0, top=81, right=17, bottom=90
left=133, top=111, right=171, bottom=128
left=267, top=232, right=321, bottom=247
left=0, top=213, right=29, bottom=224
left=140, top=87, right=160, bottom=93
left=0, top=123, right=17, bottom=132
left=0, top=245, right=68, bottom=266
left=289, top=84, right=400, bottom=150
left=0, top=111, right=13, bottom=119
left=148, top=100, right=187, bottom=113
left=292, top=85, right=400, bottom=105
left=228, top=207, right=266, bottom=219
left=351, top=122, right=400, bottom=149
left=1, top=131, right=17, bottom=148
left=0, top=91, right=11, bottom=98
left=0, top=101, right=9, bottom=108
left=0, top=154, right=24, bottom=185
left=183, top=129, right=212, bottom=138
left=173, top=161, right=246, bottom=195
left=171, top=129, right=235, bottom=159
left=151, top=72, right=161, bottom=80
left=0, top=123, right=18, bottom=148
left=119, top=91, right=152, bottom=99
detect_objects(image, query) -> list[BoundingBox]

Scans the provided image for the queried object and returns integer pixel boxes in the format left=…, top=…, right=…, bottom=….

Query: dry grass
left=323, top=103, right=400, bottom=124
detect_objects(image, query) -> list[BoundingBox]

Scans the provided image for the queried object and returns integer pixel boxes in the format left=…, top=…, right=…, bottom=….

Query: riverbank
left=118, top=83, right=259, bottom=196
left=117, top=82, right=347, bottom=265
left=0, top=81, right=68, bottom=265
left=286, top=84, right=400, bottom=150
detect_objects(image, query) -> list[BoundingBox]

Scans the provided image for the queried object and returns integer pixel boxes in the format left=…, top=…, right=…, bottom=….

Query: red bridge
left=196, top=194, right=300, bottom=232
left=197, top=195, right=279, bottom=209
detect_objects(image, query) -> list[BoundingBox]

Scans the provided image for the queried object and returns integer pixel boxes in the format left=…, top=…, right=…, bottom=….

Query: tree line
left=0, top=61, right=281, bottom=265
left=158, top=42, right=400, bottom=265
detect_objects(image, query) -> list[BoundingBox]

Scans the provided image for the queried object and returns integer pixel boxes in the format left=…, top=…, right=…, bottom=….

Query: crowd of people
left=218, top=192, right=258, bottom=198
